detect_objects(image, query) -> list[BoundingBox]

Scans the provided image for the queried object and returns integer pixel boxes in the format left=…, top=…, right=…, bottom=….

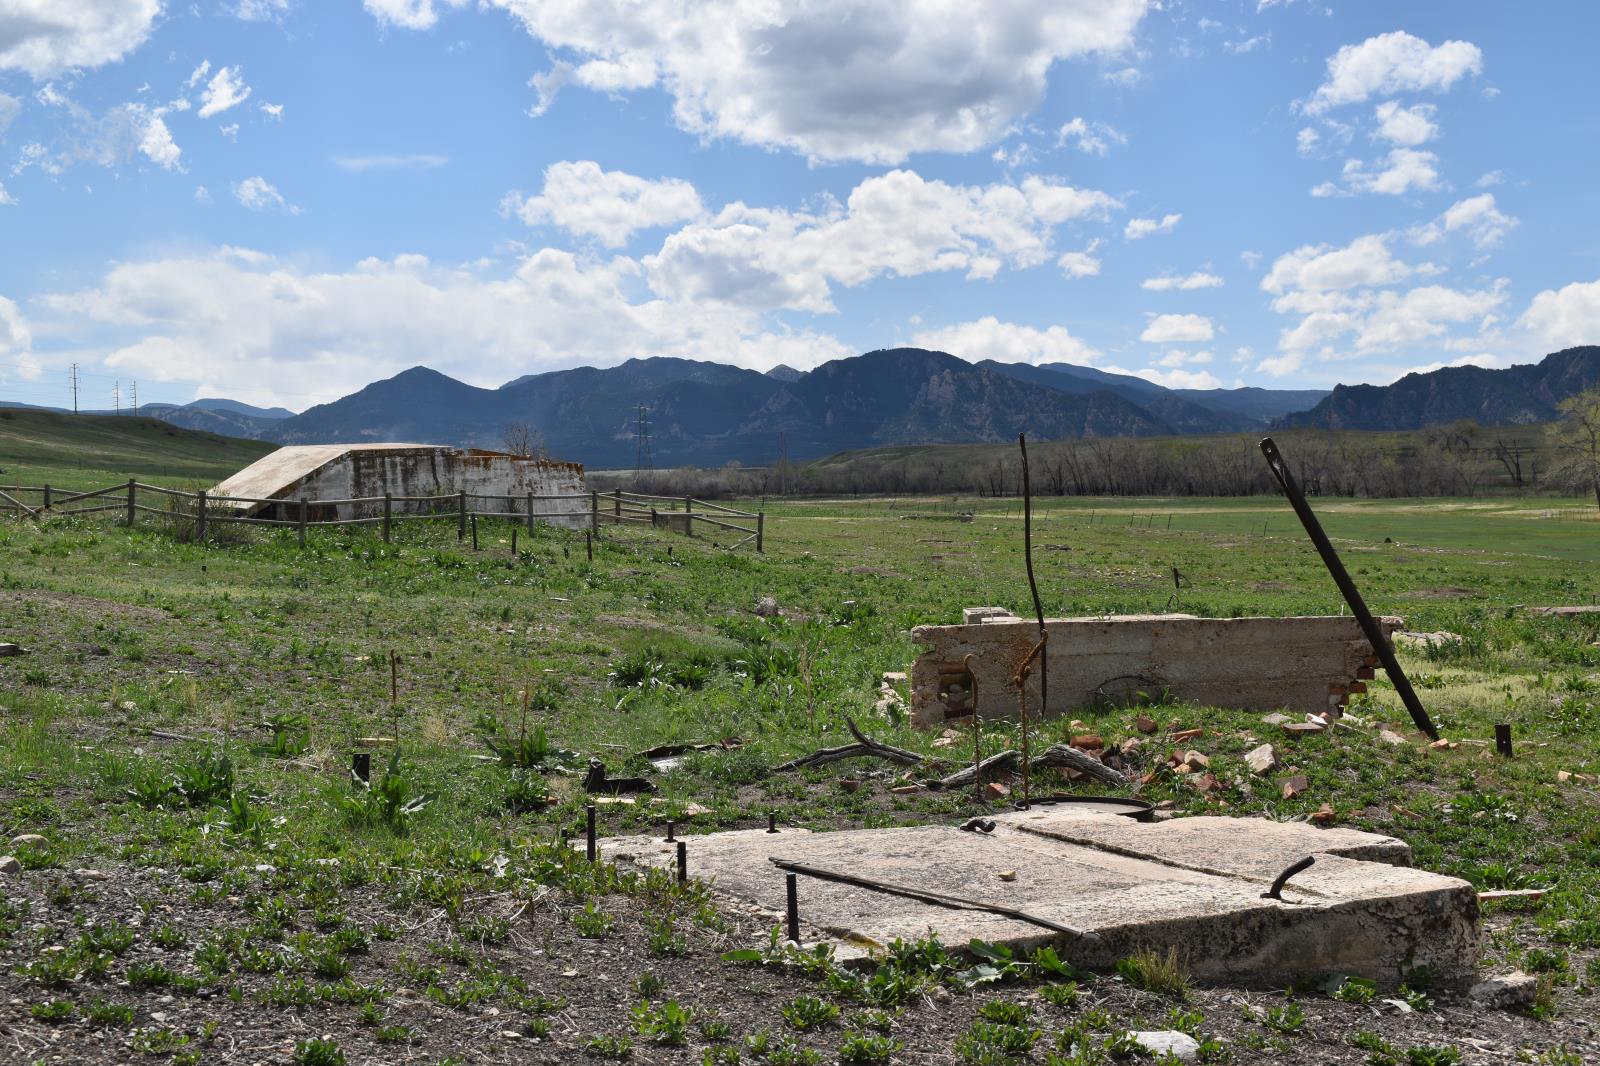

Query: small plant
left=781, top=994, right=839, bottom=1032
left=293, top=1037, right=347, bottom=1065
left=839, top=1032, right=898, bottom=1064
left=85, top=999, right=135, bottom=1028
left=172, top=748, right=235, bottom=807
left=1042, top=981, right=1080, bottom=1009
left=264, top=712, right=309, bottom=757
left=1394, top=984, right=1434, bottom=1013
left=702, top=1047, right=741, bottom=1065
left=635, top=971, right=665, bottom=998
left=585, top=1033, right=634, bottom=1059
left=1333, top=977, right=1377, bottom=1004
left=574, top=900, right=616, bottom=939
left=30, top=998, right=76, bottom=1022
left=956, top=1020, right=1038, bottom=1062
left=376, top=1025, right=414, bottom=1045
left=1405, top=1046, right=1461, bottom=1066
left=340, top=749, right=431, bottom=833
left=151, top=924, right=187, bottom=950
left=1116, top=947, right=1190, bottom=997
left=699, top=1018, right=733, bottom=1042
left=1263, top=1002, right=1307, bottom=1035
left=976, top=1000, right=1031, bottom=1025
left=633, top=999, right=694, bottom=1046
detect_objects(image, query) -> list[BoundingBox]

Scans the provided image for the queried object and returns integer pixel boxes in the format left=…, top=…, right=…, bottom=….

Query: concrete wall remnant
left=212, top=444, right=590, bottom=528
left=910, top=610, right=1400, bottom=728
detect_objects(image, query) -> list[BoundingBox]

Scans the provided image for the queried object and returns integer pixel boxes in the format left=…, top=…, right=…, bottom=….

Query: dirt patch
left=3, top=589, right=171, bottom=623
left=1410, top=587, right=1477, bottom=600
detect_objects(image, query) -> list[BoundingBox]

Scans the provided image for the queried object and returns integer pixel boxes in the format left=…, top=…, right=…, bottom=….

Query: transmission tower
left=112, top=382, right=120, bottom=416
left=69, top=364, right=79, bottom=413
left=130, top=381, right=138, bottom=416
left=633, top=403, right=653, bottom=479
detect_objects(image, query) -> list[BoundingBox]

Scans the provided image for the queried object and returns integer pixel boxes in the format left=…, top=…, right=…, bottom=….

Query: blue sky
left=2, top=1, right=1598, bottom=412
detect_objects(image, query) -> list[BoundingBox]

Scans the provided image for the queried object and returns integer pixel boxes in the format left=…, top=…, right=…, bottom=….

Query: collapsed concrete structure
left=604, top=806, right=1478, bottom=988
left=211, top=444, right=590, bottom=528
left=909, top=609, right=1398, bottom=729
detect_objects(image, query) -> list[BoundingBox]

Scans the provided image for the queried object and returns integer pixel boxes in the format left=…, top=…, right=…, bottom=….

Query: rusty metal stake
left=767, top=812, right=778, bottom=834
left=676, top=840, right=687, bottom=883
left=1262, top=855, right=1315, bottom=900
left=665, top=820, right=675, bottom=842
left=785, top=873, right=800, bottom=944
left=1258, top=437, right=1438, bottom=740
left=1495, top=723, right=1513, bottom=757
left=585, top=803, right=597, bottom=862
left=1017, top=433, right=1048, bottom=810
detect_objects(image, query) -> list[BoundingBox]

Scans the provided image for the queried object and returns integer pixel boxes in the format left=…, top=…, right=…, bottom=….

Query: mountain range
left=253, top=349, right=1330, bottom=468
left=12, top=345, right=1596, bottom=469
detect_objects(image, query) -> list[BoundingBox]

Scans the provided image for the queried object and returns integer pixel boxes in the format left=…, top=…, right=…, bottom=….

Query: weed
left=85, top=999, right=135, bottom=1028
left=781, top=994, right=839, bottom=1031
left=976, top=1000, right=1032, bottom=1025
left=573, top=900, right=617, bottom=939
left=1405, top=1046, right=1461, bottom=1066
left=633, top=999, right=694, bottom=1046
left=839, top=1032, right=899, bottom=1064
left=1115, top=947, right=1190, bottom=996
left=293, top=1037, right=347, bottom=1065
left=1332, top=977, right=1377, bottom=1004
left=585, top=1033, right=634, bottom=1059
left=1263, top=1003, right=1307, bottom=1035
left=29, top=998, right=75, bottom=1022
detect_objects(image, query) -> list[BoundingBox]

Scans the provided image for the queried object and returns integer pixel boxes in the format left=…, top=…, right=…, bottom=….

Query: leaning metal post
left=1258, top=437, right=1438, bottom=740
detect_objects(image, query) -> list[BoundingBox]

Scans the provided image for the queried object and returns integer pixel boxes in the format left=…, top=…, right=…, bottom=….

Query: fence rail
left=0, top=481, right=764, bottom=551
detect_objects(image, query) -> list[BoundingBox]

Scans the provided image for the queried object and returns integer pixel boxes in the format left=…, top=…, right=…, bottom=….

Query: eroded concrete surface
left=603, top=808, right=1476, bottom=988
left=909, top=610, right=1400, bottom=727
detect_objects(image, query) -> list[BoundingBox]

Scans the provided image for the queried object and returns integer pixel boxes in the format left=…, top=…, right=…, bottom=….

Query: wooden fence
left=0, top=481, right=764, bottom=552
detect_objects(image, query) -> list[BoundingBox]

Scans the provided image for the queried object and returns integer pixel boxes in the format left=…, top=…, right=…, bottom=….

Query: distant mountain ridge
left=1278, top=347, right=1600, bottom=430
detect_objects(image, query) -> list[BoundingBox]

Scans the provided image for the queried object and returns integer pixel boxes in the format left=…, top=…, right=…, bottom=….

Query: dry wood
left=772, top=717, right=925, bottom=771
left=939, top=743, right=1129, bottom=790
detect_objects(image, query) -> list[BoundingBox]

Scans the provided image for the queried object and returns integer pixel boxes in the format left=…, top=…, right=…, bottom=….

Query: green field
left=0, top=408, right=275, bottom=490
left=1, top=460, right=1598, bottom=1061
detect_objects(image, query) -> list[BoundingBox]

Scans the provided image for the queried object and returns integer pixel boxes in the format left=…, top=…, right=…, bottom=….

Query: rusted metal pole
left=1017, top=434, right=1047, bottom=809
left=1258, top=437, right=1438, bottom=740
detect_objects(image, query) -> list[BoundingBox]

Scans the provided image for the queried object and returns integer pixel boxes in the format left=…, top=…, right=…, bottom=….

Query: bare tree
left=1548, top=386, right=1600, bottom=510
left=502, top=421, right=548, bottom=459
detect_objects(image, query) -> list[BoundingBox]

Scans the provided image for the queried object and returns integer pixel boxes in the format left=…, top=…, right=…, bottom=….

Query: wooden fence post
left=590, top=490, right=599, bottom=532
left=126, top=479, right=137, bottom=528
left=298, top=498, right=308, bottom=548
left=196, top=490, right=207, bottom=541
left=42, top=484, right=51, bottom=510
left=757, top=511, right=764, bottom=553
left=383, top=493, right=392, bottom=544
left=613, top=490, right=621, bottom=520
left=457, top=491, right=467, bottom=540
left=526, top=490, right=535, bottom=535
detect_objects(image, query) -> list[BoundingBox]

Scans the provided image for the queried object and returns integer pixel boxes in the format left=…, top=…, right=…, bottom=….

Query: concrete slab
left=602, top=809, right=1476, bottom=988
left=909, top=611, right=1399, bottom=727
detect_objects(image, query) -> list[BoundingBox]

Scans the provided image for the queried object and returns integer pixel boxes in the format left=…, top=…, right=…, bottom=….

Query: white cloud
left=186, top=60, right=211, bottom=90
left=332, top=153, right=449, bottom=172
left=0, top=181, right=13, bottom=206
left=363, top=0, right=470, bottom=30
left=1140, top=313, right=1213, bottom=343
left=259, top=102, right=284, bottom=120
left=198, top=66, right=252, bottom=119
left=1475, top=170, right=1504, bottom=188
left=1142, top=271, right=1222, bottom=291
left=1520, top=279, right=1600, bottom=350
left=18, top=90, right=183, bottom=174
left=0, top=92, right=20, bottom=133
left=1372, top=101, right=1437, bottom=146
left=503, top=160, right=703, bottom=248
left=231, top=0, right=290, bottom=19
left=643, top=169, right=1119, bottom=313
left=1313, top=148, right=1440, bottom=197
left=910, top=316, right=1098, bottom=366
left=1262, top=234, right=1416, bottom=295
left=139, top=112, right=181, bottom=168
left=233, top=176, right=298, bottom=214
left=1353, top=283, right=1505, bottom=352
left=1153, top=349, right=1212, bottom=367
left=1223, top=35, right=1268, bottom=55
left=1127, top=365, right=1223, bottom=389
left=1410, top=193, right=1516, bottom=251
left=1303, top=31, right=1483, bottom=115
left=527, top=61, right=572, bottom=117
left=0, top=296, right=34, bottom=381
left=1056, top=250, right=1101, bottom=279
left=1124, top=213, right=1180, bottom=239
left=0, top=1, right=161, bottom=79
left=1387, top=353, right=1499, bottom=381
left=36, top=247, right=851, bottom=407
left=194, top=185, right=212, bottom=204
left=1057, top=117, right=1125, bottom=155
left=478, top=0, right=1149, bottom=163
left=1295, top=127, right=1319, bottom=156
left=219, top=123, right=239, bottom=141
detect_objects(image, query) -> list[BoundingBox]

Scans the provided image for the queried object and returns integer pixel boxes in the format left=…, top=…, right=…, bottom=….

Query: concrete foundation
left=909, top=610, right=1399, bottom=728
left=603, top=808, right=1477, bottom=988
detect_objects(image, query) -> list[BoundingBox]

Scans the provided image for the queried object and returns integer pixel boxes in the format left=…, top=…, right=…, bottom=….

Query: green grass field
left=0, top=408, right=275, bottom=490
left=1, top=446, right=1598, bottom=1062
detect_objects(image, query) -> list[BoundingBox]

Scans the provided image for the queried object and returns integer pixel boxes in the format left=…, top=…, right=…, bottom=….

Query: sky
left=1, top=1, right=1599, bottom=413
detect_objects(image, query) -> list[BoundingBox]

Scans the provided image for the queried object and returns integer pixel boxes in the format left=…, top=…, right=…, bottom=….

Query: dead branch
left=771, top=717, right=925, bottom=771
left=939, top=743, right=1129, bottom=790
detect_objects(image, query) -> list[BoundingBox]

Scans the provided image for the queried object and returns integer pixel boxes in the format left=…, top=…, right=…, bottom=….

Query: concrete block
left=602, top=808, right=1476, bottom=989
left=909, top=613, right=1402, bottom=728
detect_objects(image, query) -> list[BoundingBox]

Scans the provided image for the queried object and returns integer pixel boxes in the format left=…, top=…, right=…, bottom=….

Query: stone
left=1261, top=713, right=1293, bottom=726
left=1468, top=971, right=1538, bottom=1010
left=1183, top=750, right=1210, bottom=768
left=754, top=596, right=780, bottom=618
left=1379, top=730, right=1409, bottom=747
left=982, top=782, right=1010, bottom=801
left=1129, top=1031, right=1201, bottom=1062
left=889, top=784, right=921, bottom=795
left=1134, top=714, right=1159, bottom=734
left=997, top=870, right=1017, bottom=882
left=599, top=807, right=1474, bottom=988
left=1396, top=630, right=1461, bottom=649
left=0, top=856, right=19, bottom=874
left=1282, top=722, right=1325, bottom=735
left=10, top=834, right=46, bottom=848
left=1245, top=744, right=1277, bottom=776
left=1281, top=775, right=1309, bottom=799
left=932, top=729, right=963, bottom=749
left=72, top=869, right=108, bottom=881
left=837, top=779, right=862, bottom=793
left=1071, top=735, right=1104, bottom=750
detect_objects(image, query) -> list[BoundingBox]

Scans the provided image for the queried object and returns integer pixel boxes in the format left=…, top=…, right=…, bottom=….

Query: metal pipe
left=785, top=873, right=800, bottom=944
left=585, top=803, right=597, bottom=861
left=676, top=840, right=687, bottom=883
left=1258, top=437, right=1438, bottom=740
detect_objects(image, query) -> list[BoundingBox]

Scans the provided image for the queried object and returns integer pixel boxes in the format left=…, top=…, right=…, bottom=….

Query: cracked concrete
left=602, top=807, right=1476, bottom=988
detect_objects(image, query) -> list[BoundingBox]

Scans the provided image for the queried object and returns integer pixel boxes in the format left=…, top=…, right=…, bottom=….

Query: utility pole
left=69, top=364, right=79, bottom=413
left=112, top=382, right=120, bottom=416
left=633, top=403, right=653, bottom=482
left=130, top=381, right=138, bottom=416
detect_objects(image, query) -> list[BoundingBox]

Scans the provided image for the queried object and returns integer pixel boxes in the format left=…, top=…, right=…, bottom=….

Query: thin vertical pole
left=1495, top=723, right=1513, bottom=757
left=298, top=498, right=308, bottom=548
left=526, top=490, right=535, bottom=535
left=126, top=479, right=136, bottom=527
left=613, top=490, right=621, bottom=520
left=383, top=493, right=392, bottom=543
left=756, top=512, right=765, bottom=553
left=586, top=530, right=593, bottom=561
left=196, top=490, right=207, bottom=541
left=42, top=484, right=51, bottom=510
left=785, top=873, right=800, bottom=944
left=590, top=490, right=599, bottom=532
left=675, top=840, right=687, bottom=883
left=458, top=491, right=467, bottom=540
left=470, top=514, right=478, bottom=551
left=586, top=804, right=597, bottom=862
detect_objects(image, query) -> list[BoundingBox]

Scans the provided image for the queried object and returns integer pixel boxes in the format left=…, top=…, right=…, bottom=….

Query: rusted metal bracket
left=1262, top=855, right=1315, bottom=901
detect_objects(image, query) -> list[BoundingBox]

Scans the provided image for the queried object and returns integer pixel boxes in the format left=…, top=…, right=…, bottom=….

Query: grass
left=0, top=481, right=1597, bottom=1061
left=0, top=408, right=274, bottom=490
